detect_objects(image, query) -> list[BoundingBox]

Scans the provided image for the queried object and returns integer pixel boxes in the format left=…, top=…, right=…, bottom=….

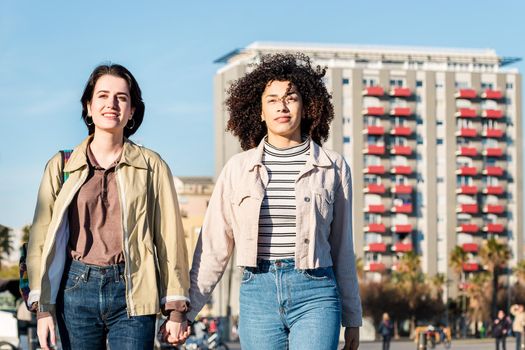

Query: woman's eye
left=118, top=96, right=128, bottom=102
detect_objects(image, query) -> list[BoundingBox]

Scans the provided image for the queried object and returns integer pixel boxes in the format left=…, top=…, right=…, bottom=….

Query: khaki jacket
left=188, top=139, right=362, bottom=327
left=27, top=136, right=189, bottom=316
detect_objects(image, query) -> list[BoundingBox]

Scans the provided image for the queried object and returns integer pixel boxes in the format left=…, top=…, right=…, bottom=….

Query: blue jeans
left=239, top=259, right=342, bottom=350
left=56, top=260, right=156, bottom=350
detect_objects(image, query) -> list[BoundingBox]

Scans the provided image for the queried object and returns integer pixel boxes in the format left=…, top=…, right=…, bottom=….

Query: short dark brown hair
left=225, top=53, right=334, bottom=151
left=80, top=64, right=144, bottom=138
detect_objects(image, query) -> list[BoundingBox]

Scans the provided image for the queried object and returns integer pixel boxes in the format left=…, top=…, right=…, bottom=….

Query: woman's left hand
left=159, top=319, right=191, bottom=345
left=342, top=327, right=359, bottom=350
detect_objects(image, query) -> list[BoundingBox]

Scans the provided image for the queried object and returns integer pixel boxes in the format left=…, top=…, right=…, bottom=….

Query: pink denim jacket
left=188, top=139, right=362, bottom=327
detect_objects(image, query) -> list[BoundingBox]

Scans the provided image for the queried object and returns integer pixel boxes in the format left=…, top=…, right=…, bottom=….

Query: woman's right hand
left=37, top=315, right=56, bottom=350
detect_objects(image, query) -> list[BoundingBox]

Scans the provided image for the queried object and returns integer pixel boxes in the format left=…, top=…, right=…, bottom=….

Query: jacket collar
left=247, top=137, right=333, bottom=171
left=64, top=135, right=148, bottom=172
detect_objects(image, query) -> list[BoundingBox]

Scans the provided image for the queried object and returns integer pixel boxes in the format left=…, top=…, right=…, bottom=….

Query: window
left=343, top=136, right=351, bottom=143
left=393, top=117, right=406, bottom=127
left=342, top=78, right=350, bottom=85
left=437, top=138, right=443, bottom=145
left=390, top=79, right=404, bottom=87
left=506, top=82, right=514, bottom=90
left=364, top=175, right=381, bottom=185
left=363, top=78, right=378, bottom=87
left=365, top=116, right=380, bottom=126
left=481, top=82, right=494, bottom=89
left=416, top=80, right=423, bottom=87
left=457, top=175, right=472, bottom=186
left=364, top=155, right=381, bottom=166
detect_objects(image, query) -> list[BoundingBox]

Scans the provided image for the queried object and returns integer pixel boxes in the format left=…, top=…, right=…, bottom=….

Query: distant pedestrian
left=493, top=310, right=511, bottom=350
left=378, top=313, right=394, bottom=350
left=511, top=304, right=525, bottom=350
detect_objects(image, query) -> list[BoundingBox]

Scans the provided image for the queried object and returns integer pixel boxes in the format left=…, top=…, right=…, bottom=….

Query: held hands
left=342, top=327, right=359, bottom=350
left=159, top=319, right=191, bottom=345
left=37, top=315, right=56, bottom=350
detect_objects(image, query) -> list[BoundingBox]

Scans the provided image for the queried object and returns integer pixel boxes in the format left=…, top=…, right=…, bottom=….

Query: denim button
left=275, top=261, right=282, bottom=267
left=304, top=197, right=310, bottom=202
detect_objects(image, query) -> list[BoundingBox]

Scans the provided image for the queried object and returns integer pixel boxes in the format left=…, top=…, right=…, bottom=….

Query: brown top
left=67, top=146, right=124, bottom=266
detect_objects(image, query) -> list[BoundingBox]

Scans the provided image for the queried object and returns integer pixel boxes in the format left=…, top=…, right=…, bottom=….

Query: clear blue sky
left=1, top=0, right=524, bottom=229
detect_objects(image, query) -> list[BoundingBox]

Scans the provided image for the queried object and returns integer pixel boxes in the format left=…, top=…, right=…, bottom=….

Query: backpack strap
left=60, top=149, right=73, bottom=183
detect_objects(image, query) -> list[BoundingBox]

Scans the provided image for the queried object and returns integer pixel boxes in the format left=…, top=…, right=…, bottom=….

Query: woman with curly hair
left=182, top=53, right=362, bottom=349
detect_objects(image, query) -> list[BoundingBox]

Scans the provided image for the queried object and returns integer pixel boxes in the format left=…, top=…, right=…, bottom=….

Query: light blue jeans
left=239, top=259, right=342, bottom=350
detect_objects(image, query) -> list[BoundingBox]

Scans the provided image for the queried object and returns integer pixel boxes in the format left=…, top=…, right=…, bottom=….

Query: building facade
left=213, top=42, right=523, bottom=301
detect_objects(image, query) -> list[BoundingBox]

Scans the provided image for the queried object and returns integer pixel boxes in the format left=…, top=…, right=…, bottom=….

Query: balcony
left=456, top=224, right=479, bottom=234
left=392, top=224, right=413, bottom=233
left=484, top=204, right=505, bottom=214
left=481, top=89, right=503, bottom=100
left=364, top=145, right=386, bottom=155
left=365, top=165, right=385, bottom=175
left=390, top=87, right=412, bottom=97
left=462, top=243, right=478, bottom=253
left=392, top=184, right=413, bottom=194
left=363, top=107, right=385, bottom=116
left=484, top=223, right=505, bottom=234
left=390, top=145, right=412, bottom=155
left=366, top=223, right=386, bottom=233
left=392, top=203, right=412, bottom=214
left=482, top=128, right=504, bottom=138
left=365, top=262, right=386, bottom=272
left=483, top=147, right=503, bottom=157
left=392, top=242, right=413, bottom=253
left=365, top=184, right=386, bottom=194
left=456, top=185, right=478, bottom=195
left=390, top=126, right=413, bottom=136
left=457, top=204, right=478, bottom=214
left=366, top=204, right=386, bottom=213
left=483, top=166, right=504, bottom=176
left=456, top=108, right=477, bottom=118
left=391, top=165, right=413, bottom=175
left=456, top=166, right=477, bottom=176
left=366, top=243, right=387, bottom=253
left=456, top=147, right=478, bottom=157
left=482, top=109, right=504, bottom=119
left=463, top=262, right=479, bottom=272
left=456, top=89, right=477, bottom=99
left=364, top=125, right=385, bottom=135
left=390, top=107, right=412, bottom=117
left=363, top=86, right=385, bottom=96
left=456, top=128, right=477, bottom=137
left=484, top=186, right=504, bottom=195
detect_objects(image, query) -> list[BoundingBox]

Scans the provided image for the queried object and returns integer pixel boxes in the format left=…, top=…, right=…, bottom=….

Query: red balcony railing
left=365, top=125, right=385, bottom=135
left=392, top=224, right=413, bottom=233
left=366, top=204, right=385, bottom=213
left=457, top=204, right=478, bottom=214
left=393, top=184, right=413, bottom=194
left=392, top=203, right=412, bottom=214
left=365, top=145, right=386, bottom=155
left=363, top=86, right=385, bottom=96
left=484, top=223, right=504, bottom=233
left=363, top=107, right=385, bottom=116
left=481, top=89, right=503, bottom=100
left=456, top=166, right=477, bottom=176
left=390, top=126, right=413, bottom=136
left=391, top=165, right=413, bottom=175
left=456, top=108, right=477, bottom=118
left=462, top=243, right=478, bottom=253
left=456, top=147, right=478, bottom=157
left=483, top=166, right=504, bottom=176
left=482, top=109, right=504, bottom=119
left=484, top=204, right=505, bottom=214
left=390, top=107, right=412, bottom=117
left=456, top=89, right=477, bottom=99
left=483, top=128, right=504, bottom=138
left=457, top=128, right=477, bottom=137
left=390, top=87, right=412, bottom=97
left=456, top=224, right=479, bottom=234
left=393, top=242, right=413, bottom=252
left=366, top=223, right=386, bottom=233
left=456, top=185, right=478, bottom=195
left=366, top=243, right=387, bottom=253
left=391, top=145, right=412, bottom=155
left=463, top=262, right=479, bottom=272
left=365, top=165, right=385, bottom=174
left=365, top=262, right=386, bottom=272
left=365, top=184, right=386, bottom=194
left=484, top=186, right=504, bottom=195
left=483, top=147, right=503, bottom=157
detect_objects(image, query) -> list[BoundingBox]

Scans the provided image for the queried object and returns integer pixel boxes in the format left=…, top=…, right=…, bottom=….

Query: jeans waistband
left=247, top=259, right=295, bottom=273
left=66, top=259, right=125, bottom=281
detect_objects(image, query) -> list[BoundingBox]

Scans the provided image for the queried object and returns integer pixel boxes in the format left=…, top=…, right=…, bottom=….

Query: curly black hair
left=225, top=53, right=334, bottom=151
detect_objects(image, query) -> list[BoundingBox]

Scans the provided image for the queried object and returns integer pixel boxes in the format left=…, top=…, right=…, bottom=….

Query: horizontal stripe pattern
left=257, top=138, right=310, bottom=260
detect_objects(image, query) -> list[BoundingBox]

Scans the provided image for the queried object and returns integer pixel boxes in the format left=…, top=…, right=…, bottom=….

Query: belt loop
left=82, top=265, right=90, bottom=282
left=114, top=265, right=119, bottom=283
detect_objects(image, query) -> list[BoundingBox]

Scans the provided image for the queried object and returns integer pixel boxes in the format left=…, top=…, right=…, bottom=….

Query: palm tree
left=479, top=237, right=511, bottom=319
left=21, top=224, right=31, bottom=243
left=465, top=271, right=491, bottom=331
left=514, top=260, right=525, bottom=285
left=449, top=245, right=468, bottom=312
left=0, top=225, right=14, bottom=269
left=429, top=273, right=446, bottom=300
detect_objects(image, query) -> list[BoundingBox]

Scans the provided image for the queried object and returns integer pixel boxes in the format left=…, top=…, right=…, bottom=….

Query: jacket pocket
left=314, top=188, right=335, bottom=222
